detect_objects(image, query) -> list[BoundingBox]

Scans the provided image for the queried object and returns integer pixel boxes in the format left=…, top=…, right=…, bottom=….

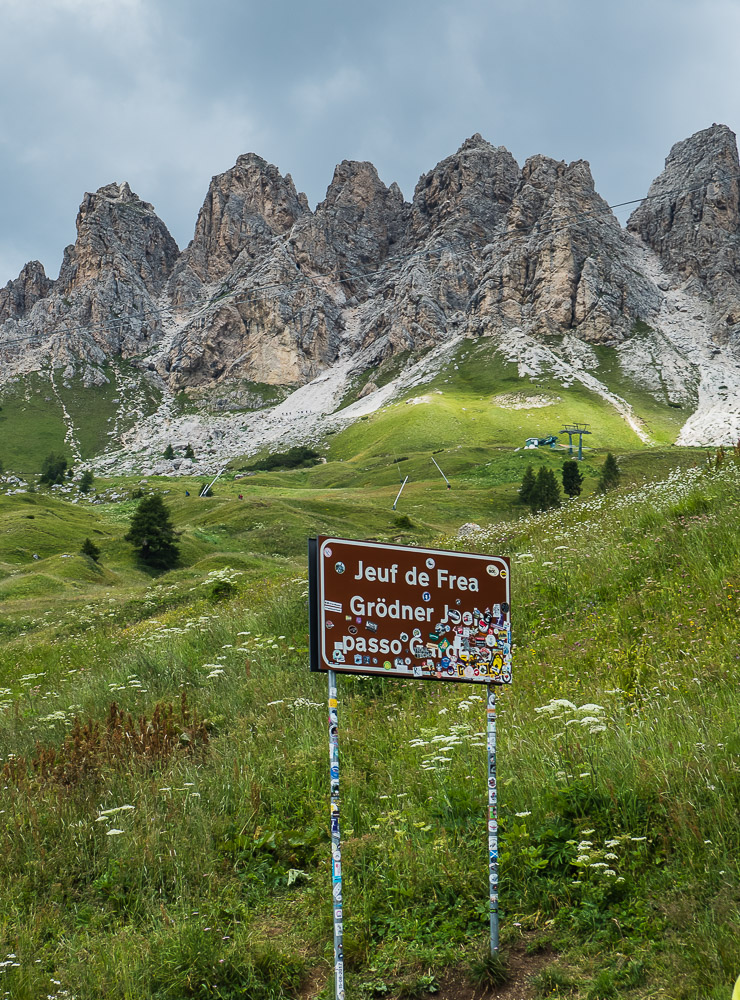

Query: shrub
left=3, top=695, right=208, bottom=786
left=209, top=579, right=237, bottom=601
left=246, top=446, right=321, bottom=472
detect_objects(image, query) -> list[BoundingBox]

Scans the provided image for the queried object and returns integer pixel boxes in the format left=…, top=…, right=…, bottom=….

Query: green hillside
left=0, top=337, right=694, bottom=480
left=0, top=362, right=161, bottom=473
left=0, top=440, right=737, bottom=999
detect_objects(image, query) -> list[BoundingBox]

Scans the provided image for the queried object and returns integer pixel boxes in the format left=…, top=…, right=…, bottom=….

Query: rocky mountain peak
left=58, top=182, right=179, bottom=296
left=183, top=154, right=309, bottom=284
left=509, top=155, right=614, bottom=234
left=0, top=260, right=53, bottom=323
left=229, top=153, right=310, bottom=226
left=411, top=136, right=521, bottom=240
left=521, top=155, right=598, bottom=195
left=4, top=123, right=740, bottom=455
left=628, top=123, right=740, bottom=336
left=628, top=123, right=740, bottom=254
left=85, top=180, right=141, bottom=206
left=318, top=160, right=405, bottom=215
left=477, top=151, right=655, bottom=342
left=288, top=160, right=408, bottom=283
left=164, top=155, right=311, bottom=312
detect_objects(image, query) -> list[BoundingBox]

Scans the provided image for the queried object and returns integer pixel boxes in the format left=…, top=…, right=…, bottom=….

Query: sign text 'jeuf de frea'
left=310, top=536, right=511, bottom=684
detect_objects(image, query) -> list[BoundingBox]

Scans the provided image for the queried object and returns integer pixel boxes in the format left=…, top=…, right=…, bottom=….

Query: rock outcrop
left=0, top=183, right=179, bottom=372
left=628, top=124, right=740, bottom=344
left=291, top=160, right=408, bottom=293
left=475, top=155, right=660, bottom=342
left=0, top=261, right=53, bottom=323
left=167, top=154, right=310, bottom=312
left=410, top=134, right=519, bottom=241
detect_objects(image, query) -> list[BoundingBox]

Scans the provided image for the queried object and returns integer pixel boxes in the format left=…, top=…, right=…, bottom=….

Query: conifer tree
left=80, top=537, right=101, bottom=562
left=125, top=494, right=180, bottom=569
left=39, top=453, right=68, bottom=486
left=184, top=443, right=195, bottom=460
left=163, top=443, right=175, bottom=460
left=78, top=470, right=94, bottom=493
left=598, top=452, right=621, bottom=491
left=562, top=459, right=583, bottom=498
left=518, top=465, right=536, bottom=505
left=529, top=467, right=561, bottom=513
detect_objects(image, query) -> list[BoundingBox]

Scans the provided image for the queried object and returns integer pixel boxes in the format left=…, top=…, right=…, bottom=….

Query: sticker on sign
left=309, top=536, right=511, bottom=684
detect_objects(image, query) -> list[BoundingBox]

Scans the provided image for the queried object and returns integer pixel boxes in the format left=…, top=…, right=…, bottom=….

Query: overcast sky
left=0, top=0, right=737, bottom=284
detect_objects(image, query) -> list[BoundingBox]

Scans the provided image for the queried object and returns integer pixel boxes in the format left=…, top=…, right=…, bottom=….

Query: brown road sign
left=309, top=536, right=511, bottom=684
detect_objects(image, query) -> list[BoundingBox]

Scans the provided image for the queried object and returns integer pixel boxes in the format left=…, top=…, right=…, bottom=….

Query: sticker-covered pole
left=328, top=670, right=344, bottom=999
left=487, top=684, right=499, bottom=953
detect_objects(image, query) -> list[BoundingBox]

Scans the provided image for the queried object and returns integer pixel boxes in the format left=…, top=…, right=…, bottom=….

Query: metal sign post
left=309, top=537, right=511, bottom=992
left=487, top=685, right=499, bottom=953
left=328, top=670, right=344, bottom=1000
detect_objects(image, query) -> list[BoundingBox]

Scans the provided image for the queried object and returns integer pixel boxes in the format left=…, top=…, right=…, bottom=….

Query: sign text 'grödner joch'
left=309, top=536, right=511, bottom=684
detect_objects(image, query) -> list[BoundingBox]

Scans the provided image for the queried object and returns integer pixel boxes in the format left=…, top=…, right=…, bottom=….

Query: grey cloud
left=0, top=0, right=737, bottom=282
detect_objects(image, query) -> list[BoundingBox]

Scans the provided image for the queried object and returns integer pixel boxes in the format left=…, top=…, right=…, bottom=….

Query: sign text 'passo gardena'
left=309, top=536, right=511, bottom=683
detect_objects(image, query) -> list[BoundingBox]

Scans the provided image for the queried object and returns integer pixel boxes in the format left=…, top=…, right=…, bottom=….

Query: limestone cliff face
left=410, top=133, right=520, bottom=241
left=167, top=154, right=310, bottom=312
left=291, top=160, right=408, bottom=291
left=0, top=261, right=52, bottom=323
left=161, top=155, right=339, bottom=387
left=348, top=136, right=519, bottom=359
left=58, top=181, right=178, bottom=296
left=475, top=155, right=660, bottom=342
left=0, top=183, right=178, bottom=372
left=627, top=124, right=740, bottom=341
left=2, top=125, right=740, bottom=395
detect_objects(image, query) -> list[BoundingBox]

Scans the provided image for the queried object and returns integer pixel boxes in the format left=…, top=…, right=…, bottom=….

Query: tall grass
left=0, top=462, right=738, bottom=998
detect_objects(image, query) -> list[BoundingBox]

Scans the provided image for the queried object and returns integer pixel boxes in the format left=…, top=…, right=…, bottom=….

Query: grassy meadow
left=0, top=430, right=737, bottom=999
